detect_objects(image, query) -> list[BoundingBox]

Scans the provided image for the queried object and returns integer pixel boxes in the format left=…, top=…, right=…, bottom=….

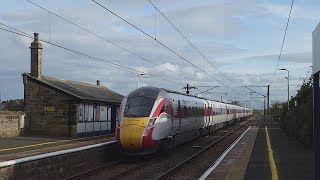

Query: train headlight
left=147, top=118, right=157, bottom=128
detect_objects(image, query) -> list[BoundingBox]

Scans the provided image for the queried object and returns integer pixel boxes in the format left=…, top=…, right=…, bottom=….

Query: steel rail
left=63, top=117, right=254, bottom=180
left=154, top=117, right=254, bottom=180
left=63, top=160, right=122, bottom=180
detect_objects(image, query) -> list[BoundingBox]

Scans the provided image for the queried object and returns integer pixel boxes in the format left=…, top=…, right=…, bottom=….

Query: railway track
left=65, top=117, right=255, bottom=180
left=154, top=118, right=254, bottom=179
left=64, top=160, right=123, bottom=180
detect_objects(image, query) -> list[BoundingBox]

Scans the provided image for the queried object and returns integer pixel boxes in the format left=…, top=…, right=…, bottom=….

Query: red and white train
left=116, top=86, right=253, bottom=154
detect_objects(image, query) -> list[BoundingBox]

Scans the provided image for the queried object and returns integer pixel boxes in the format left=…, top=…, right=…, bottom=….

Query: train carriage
left=116, top=86, right=252, bottom=154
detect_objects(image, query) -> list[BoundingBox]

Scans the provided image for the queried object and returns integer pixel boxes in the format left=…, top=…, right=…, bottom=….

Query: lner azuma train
left=116, top=86, right=253, bottom=154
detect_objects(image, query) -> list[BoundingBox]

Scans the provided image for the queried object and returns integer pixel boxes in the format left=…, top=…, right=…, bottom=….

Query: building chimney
left=30, top=32, right=42, bottom=79
left=96, top=80, right=100, bottom=86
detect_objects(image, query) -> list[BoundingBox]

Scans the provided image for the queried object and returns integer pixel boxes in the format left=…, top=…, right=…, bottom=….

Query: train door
left=225, top=105, right=228, bottom=122
left=204, top=104, right=207, bottom=127
left=212, top=105, right=215, bottom=125
left=208, top=104, right=211, bottom=127
left=172, top=100, right=181, bottom=133
left=178, top=100, right=181, bottom=132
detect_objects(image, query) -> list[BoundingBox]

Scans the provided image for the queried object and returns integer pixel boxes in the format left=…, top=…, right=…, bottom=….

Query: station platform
left=0, top=134, right=115, bottom=162
left=202, top=117, right=313, bottom=180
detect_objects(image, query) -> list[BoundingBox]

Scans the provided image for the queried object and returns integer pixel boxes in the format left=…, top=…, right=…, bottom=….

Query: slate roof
left=22, top=73, right=124, bottom=104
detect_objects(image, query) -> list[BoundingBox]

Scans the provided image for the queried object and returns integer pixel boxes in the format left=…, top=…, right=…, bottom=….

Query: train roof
left=128, top=86, right=252, bottom=110
left=161, top=88, right=252, bottom=109
left=161, top=88, right=242, bottom=107
left=161, top=88, right=219, bottom=102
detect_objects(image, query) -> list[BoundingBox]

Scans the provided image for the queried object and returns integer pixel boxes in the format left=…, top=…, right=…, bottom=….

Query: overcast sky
left=0, top=0, right=319, bottom=109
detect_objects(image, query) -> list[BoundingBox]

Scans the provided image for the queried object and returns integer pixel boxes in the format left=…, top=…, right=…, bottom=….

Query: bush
left=1, top=99, right=24, bottom=111
left=270, top=73, right=313, bottom=147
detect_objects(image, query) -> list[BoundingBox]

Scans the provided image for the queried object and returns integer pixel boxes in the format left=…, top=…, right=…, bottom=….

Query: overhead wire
left=25, top=0, right=247, bottom=103
left=270, top=0, right=295, bottom=85
left=91, top=0, right=249, bottom=101
left=26, top=0, right=248, bottom=102
left=0, top=24, right=183, bottom=86
left=147, top=0, right=234, bottom=83
left=91, top=0, right=231, bottom=88
left=147, top=0, right=252, bottom=102
left=25, top=0, right=193, bottom=83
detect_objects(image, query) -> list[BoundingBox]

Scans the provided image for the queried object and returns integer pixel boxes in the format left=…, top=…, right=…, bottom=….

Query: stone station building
left=22, top=33, right=124, bottom=137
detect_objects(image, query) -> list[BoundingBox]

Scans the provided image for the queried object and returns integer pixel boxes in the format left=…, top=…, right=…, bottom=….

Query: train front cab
left=116, top=87, right=165, bottom=154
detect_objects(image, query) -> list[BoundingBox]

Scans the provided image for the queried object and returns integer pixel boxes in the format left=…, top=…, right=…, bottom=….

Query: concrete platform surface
left=245, top=127, right=313, bottom=180
left=204, top=126, right=259, bottom=180
left=0, top=134, right=115, bottom=162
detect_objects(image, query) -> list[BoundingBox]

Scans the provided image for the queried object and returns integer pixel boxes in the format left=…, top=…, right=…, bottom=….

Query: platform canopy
left=313, top=23, right=320, bottom=74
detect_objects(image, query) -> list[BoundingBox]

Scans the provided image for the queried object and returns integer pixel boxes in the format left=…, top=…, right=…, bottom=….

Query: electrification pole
left=243, top=85, right=269, bottom=115
left=264, top=96, right=266, bottom=116
left=183, top=84, right=196, bottom=94
left=267, top=85, right=270, bottom=115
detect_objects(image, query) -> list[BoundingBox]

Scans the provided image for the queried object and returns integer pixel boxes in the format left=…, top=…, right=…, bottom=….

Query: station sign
left=313, top=23, right=320, bottom=74
left=44, top=107, right=55, bottom=112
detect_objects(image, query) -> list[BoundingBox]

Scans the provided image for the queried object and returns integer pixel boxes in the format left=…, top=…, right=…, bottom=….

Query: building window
left=95, top=105, right=100, bottom=121
left=78, top=104, right=84, bottom=122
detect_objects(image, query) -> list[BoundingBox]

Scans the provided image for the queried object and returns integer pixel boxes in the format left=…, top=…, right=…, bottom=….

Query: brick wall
left=24, top=80, right=77, bottom=137
left=0, top=111, right=25, bottom=137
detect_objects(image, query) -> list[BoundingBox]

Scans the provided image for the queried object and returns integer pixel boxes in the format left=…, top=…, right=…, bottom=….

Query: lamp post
left=279, top=68, right=289, bottom=111
left=137, top=73, right=146, bottom=88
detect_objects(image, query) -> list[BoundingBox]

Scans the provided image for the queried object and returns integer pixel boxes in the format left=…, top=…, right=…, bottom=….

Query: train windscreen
left=124, top=97, right=155, bottom=117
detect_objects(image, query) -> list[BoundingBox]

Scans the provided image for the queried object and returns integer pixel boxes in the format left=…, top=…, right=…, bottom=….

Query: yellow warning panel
left=120, top=117, right=148, bottom=150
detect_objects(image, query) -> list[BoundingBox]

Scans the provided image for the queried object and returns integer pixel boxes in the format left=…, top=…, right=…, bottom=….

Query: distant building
left=22, top=33, right=124, bottom=137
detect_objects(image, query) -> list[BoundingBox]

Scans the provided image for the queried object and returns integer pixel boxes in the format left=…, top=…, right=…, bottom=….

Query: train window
left=123, top=97, right=155, bottom=117
left=174, top=106, right=179, bottom=118
left=184, top=106, right=187, bottom=117
left=187, top=106, right=190, bottom=117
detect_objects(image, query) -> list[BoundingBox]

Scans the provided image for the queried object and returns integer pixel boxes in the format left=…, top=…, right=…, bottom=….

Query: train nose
left=121, top=125, right=145, bottom=150
left=120, top=117, right=149, bottom=150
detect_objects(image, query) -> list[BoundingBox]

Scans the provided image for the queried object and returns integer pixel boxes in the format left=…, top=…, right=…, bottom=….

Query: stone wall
left=24, top=80, right=77, bottom=137
left=0, top=111, right=25, bottom=137
left=0, top=143, right=120, bottom=179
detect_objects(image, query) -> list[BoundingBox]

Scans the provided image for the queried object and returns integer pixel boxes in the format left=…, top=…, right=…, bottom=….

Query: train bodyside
left=116, top=86, right=252, bottom=154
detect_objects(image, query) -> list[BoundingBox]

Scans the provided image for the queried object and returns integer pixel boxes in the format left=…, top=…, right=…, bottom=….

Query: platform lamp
left=137, top=72, right=146, bottom=88
left=279, top=68, right=289, bottom=111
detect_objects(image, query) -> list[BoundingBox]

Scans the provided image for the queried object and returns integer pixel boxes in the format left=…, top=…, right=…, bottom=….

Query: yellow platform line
left=265, top=126, right=278, bottom=180
left=0, top=134, right=111, bottom=152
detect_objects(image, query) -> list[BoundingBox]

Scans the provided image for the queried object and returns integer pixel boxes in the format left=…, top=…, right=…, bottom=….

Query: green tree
left=271, top=72, right=313, bottom=146
left=1, top=99, right=24, bottom=111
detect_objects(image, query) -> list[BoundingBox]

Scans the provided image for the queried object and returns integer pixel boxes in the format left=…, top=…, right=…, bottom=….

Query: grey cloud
left=0, top=0, right=313, bottom=109
left=244, top=52, right=312, bottom=63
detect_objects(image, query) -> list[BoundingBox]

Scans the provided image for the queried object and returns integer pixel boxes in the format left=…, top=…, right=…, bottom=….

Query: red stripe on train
left=151, top=99, right=166, bottom=118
